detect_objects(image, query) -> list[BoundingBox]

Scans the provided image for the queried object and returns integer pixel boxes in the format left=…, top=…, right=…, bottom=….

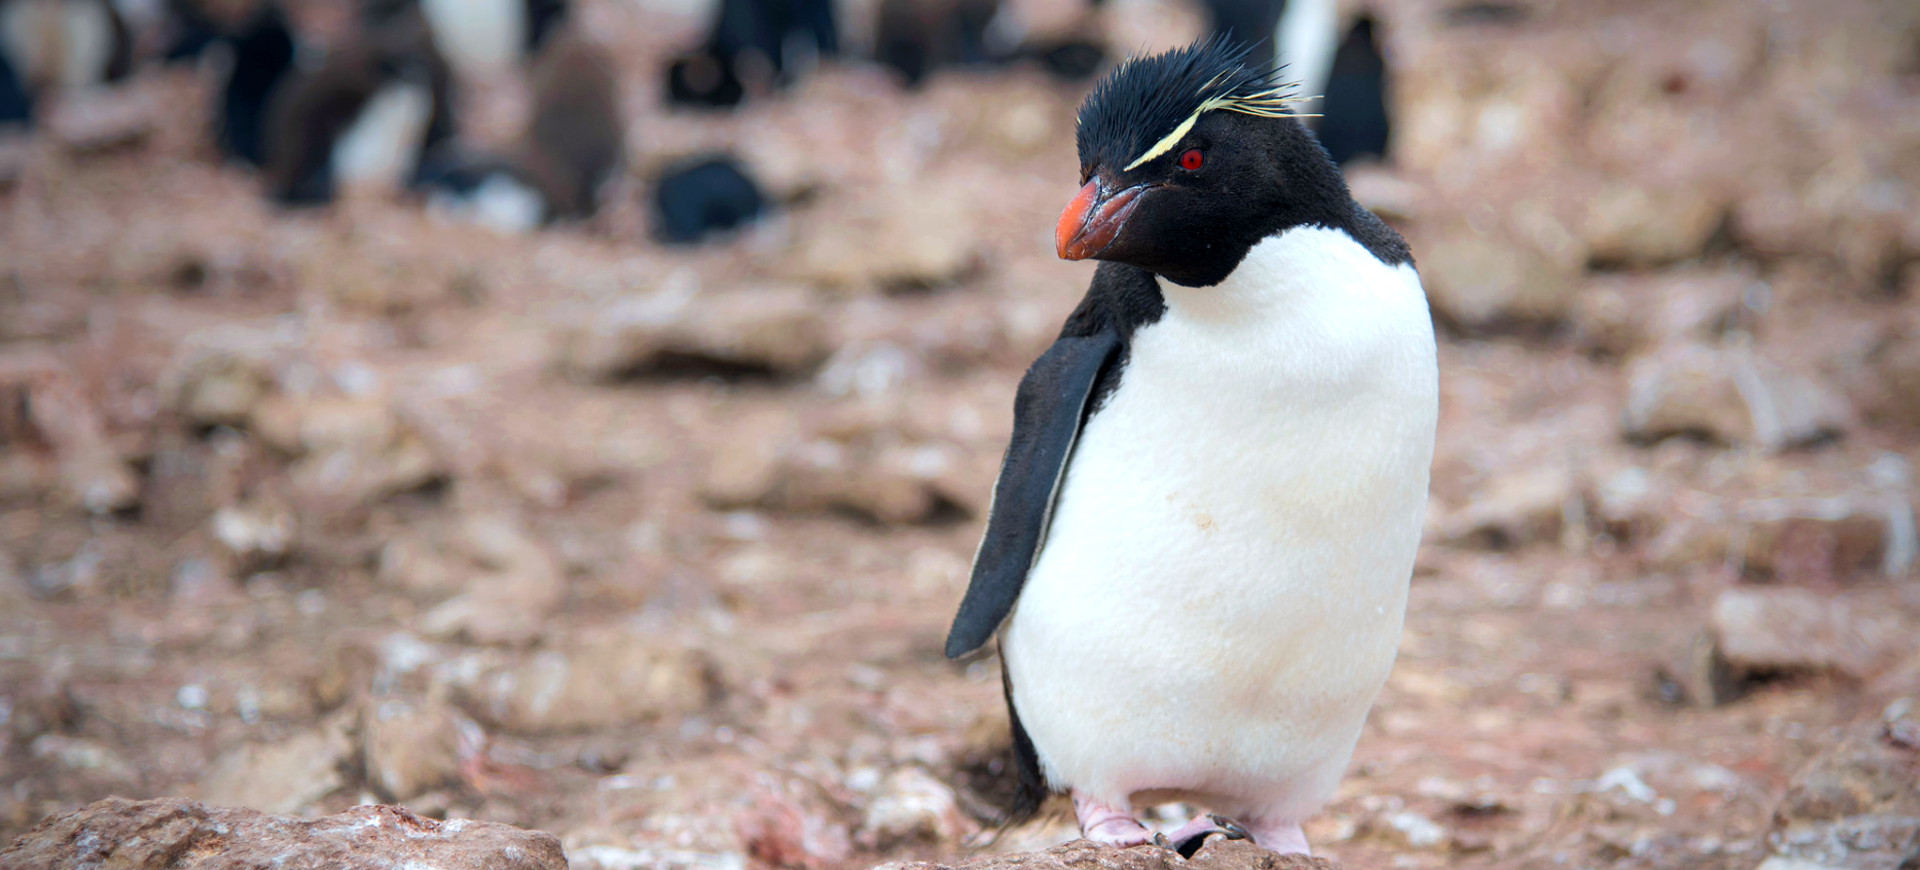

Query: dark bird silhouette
left=650, top=154, right=766, bottom=244
left=1315, top=15, right=1388, bottom=165
left=664, top=0, right=837, bottom=108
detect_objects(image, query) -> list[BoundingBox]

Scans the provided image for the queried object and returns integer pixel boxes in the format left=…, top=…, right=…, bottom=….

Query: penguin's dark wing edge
left=944, top=328, right=1121, bottom=659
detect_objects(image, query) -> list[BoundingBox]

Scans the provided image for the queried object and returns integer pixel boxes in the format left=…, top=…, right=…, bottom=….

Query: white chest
left=331, top=79, right=432, bottom=193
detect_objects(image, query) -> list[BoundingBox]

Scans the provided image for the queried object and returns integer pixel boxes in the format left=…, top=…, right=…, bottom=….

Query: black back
left=665, top=0, right=837, bottom=107
left=0, top=46, right=31, bottom=126
left=651, top=155, right=766, bottom=243
left=1316, top=16, right=1388, bottom=165
left=525, top=0, right=569, bottom=53
left=874, top=0, right=1000, bottom=87
left=216, top=5, right=297, bottom=166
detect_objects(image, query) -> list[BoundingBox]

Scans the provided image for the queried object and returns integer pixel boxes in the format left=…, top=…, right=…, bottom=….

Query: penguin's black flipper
left=946, top=262, right=1164, bottom=660
left=945, top=328, right=1120, bottom=659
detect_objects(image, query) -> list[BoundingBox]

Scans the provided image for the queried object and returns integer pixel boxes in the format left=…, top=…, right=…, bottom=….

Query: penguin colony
left=948, top=37, right=1434, bottom=856
left=2, top=0, right=1388, bottom=239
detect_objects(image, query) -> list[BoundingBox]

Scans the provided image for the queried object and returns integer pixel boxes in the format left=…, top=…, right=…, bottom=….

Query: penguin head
left=1056, top=36, right=1351, bottom=288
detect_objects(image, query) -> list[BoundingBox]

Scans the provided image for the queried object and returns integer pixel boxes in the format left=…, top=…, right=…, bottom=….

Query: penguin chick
left=946, top=36, right=1435, bottom=856
left=415, top=30, right=621, bottom=228
left=518, top=29, right=620, bottom=219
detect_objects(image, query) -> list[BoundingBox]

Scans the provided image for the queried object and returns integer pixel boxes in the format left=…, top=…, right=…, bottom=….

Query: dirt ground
left=2, top=0, right=1918, bottom=869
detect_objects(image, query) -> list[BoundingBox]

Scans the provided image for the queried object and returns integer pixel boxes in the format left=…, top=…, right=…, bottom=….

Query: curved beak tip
left=1055, top=181, right=1100, bottom=260
left=1054, top=180, right=1143, bottom=262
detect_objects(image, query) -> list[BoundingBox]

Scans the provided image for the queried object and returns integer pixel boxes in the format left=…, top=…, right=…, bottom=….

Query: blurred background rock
left=0, top=0, right=1917, bottom=868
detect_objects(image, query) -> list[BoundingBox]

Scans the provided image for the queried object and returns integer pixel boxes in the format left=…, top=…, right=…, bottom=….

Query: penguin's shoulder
left=1329, top=201, right=1413, bottom=269
left=1064, top=261, right=1166, bottom=412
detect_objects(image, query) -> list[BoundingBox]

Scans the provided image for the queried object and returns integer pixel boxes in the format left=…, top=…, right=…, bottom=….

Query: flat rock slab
left=876, top=839, right=1338, bottom=870
left=1, top=797, right=568, bottom=870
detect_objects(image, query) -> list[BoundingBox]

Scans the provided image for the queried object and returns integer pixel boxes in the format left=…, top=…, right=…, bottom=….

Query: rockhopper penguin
left=945, top=37, right=1436, bottom=856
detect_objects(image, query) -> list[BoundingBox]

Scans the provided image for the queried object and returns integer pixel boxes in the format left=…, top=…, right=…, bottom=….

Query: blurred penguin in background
left=178, top=1, right=298, bottom=166
left=418, top=30, right=622, bottom=232
left=1314, top=12, right=1387, bottom=165
left=410, top=0, right=567, bottom=79
left=873, top=0, right=999, bottom=87
left=0, top=39, right=31, bottom=125
left=260, top=0, right=452, bottom=205
left=0, top=0, right=134, bottom=125
left=665, top=0, right=837, bottom=108
left=649, top=153, right=765, bottom=244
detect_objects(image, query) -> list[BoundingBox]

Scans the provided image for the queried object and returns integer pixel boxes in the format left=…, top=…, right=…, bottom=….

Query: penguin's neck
left=1151, top=223, right=1429, bottom=397
left=1160, top=224, right=1364, bottom=324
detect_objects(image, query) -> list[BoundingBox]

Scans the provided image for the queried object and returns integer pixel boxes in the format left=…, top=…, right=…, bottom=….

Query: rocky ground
left=2, top=0, right=1919, bottom=868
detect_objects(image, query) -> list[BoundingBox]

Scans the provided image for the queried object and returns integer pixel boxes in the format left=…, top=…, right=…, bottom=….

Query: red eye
left=1179, top=149, right=1204, bottom=170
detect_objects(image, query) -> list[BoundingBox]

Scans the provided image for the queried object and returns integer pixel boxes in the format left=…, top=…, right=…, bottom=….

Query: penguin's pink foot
left=1155, top=814, right=1250, bottom=857
left=1072, top=791, right=1154, bottom=847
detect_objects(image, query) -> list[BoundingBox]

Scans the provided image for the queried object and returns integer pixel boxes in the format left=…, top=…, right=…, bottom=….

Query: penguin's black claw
left=1208, top=814, right=1252, bottom=842
left=1165, top=816, right=1253, bottom=859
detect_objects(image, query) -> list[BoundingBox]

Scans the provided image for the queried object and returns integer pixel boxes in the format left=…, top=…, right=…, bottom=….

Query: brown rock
left=1438, top=464, right=1577, bottom=550
left=450, top=627, right=715, bottom=732
left=415, top=514, right=566, bottom=646
left=699, top=407, right=800, bottom=509
left=27, top=735, right=140, bottom=791
left=1759, top=724, right=1920, bottom=870
left=277, top=397, right=444, bottom=510
left=1580, top=183, right=1728, bottom=269
left=790, top=193, right=982, bottom=294
left=1623, top=346, right=1852, bottom=450
left=739, top=791, right=853, bottom=870
left=210, top=497, right=296, bottom=568
left=1861, top=325, right=1920, bottom=427
left=1572, top=270, right=1754, bottom=359
left=1709, top=587, right=1908, bottom=682
left=858, top=767, right=970, bottom=848
left=1737, top=494, right=1915, bottom=582
left=24, top=373, right=138, bottom=514
left=1415, top=219, right=1577, bottom=331
left=44, top=83, right=157, bottom=153
left=556, top=285, right=834, bottom=381
left=874, top=838, right=1338, bottom=870
left=197, top=724, right=353, bottom=814
left=362, top=699, right=478, bottom=801
left=0, top=797, right=567, bottom=870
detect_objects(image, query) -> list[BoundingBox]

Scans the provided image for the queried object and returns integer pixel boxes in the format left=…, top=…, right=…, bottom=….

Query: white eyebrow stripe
left=1124, top=110, right=1200, bottom=171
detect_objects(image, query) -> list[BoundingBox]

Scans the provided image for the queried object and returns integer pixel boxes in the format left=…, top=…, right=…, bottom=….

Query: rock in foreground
left=879, top=839, right=1337, bottom=870
left=1, top=798, right=567, bottom=870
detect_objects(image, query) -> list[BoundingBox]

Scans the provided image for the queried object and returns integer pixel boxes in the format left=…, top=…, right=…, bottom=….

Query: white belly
left=422, top=0, right=524, bottom=76
left=1003, top=226, right=1437, bottom=822
left=331, top=80, right=432, bottom=193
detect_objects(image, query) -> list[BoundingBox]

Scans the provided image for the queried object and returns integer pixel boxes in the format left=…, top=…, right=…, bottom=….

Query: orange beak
left=1055, top=179, right=1146, bottom=261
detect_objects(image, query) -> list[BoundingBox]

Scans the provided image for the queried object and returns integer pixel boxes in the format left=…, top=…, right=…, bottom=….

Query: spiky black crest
left=1074, top=35, right=1301, bottom=175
